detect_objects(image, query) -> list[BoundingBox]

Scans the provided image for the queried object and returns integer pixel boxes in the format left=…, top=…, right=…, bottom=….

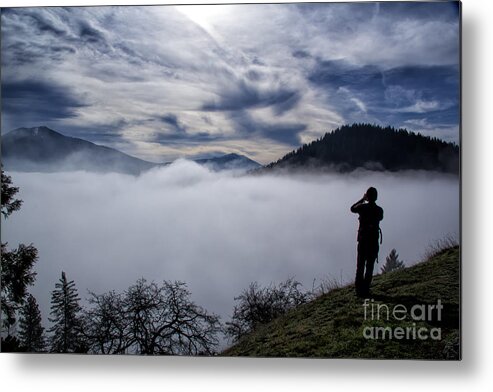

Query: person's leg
left=363, top=258, right=375, bottom=294
left=355, top=242, right=366, bottom=296
left=363, top=243, right=379, bottom=295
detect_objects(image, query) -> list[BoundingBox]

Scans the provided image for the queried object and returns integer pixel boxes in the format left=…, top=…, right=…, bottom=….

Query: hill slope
left=263, top=124, right=459, bottom=174
left=223, top=246, right=460, bottom=359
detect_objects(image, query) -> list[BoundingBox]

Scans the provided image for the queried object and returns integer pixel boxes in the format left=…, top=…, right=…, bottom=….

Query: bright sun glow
left=175, top=5, right=232, bottom=38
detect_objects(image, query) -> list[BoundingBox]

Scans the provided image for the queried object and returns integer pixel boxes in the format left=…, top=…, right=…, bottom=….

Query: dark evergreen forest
left=264, top=124, right=459, bottom=174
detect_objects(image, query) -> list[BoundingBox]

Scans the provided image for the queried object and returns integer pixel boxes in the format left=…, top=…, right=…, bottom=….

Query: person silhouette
left=350, top=187, right=383, bottom=297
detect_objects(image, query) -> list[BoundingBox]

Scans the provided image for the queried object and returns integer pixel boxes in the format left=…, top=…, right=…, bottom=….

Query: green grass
left=222, top=246, right=460, bottom=359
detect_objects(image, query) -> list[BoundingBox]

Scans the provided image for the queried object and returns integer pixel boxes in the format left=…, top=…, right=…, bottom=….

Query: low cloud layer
left=2, top=162, right=459, bottom=336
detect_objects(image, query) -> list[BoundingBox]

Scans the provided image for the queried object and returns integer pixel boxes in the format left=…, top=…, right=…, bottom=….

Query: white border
left=2, top=0, right=492, bottom=390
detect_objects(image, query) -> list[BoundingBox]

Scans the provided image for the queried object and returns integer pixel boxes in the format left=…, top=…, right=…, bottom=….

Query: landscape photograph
left=1, top=2, right=460, bottom=358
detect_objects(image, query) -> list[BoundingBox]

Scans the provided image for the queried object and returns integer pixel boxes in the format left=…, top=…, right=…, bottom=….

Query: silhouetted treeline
left=264, top=123, right=459, bottom=174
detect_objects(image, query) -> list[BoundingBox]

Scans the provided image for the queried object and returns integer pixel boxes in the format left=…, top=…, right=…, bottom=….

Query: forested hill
left=263, top=124, right=459, bottom=174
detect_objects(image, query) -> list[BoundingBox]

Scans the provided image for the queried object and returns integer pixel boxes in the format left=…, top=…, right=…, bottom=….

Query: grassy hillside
left=223, top=246, right=460, bottom=359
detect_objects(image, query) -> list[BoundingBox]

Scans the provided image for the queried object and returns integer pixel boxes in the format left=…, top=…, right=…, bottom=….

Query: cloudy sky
left=1, top=2, right=460, bottom=164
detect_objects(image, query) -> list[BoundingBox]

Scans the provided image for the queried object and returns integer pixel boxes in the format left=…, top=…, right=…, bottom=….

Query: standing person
left=350, top=187, right=383, bottom=297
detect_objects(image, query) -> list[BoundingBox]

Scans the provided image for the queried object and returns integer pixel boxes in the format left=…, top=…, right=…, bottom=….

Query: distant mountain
left=262, top=124, right=460, bottom=174
left=1, top=126, right=261, bottom=175
left=1, top=126, right=157, bottom=175
left=195, top=153, right=261, bottom=172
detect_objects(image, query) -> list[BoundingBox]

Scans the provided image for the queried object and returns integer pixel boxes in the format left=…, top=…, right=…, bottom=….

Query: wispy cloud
left=1, top=2, right=460, bottom=163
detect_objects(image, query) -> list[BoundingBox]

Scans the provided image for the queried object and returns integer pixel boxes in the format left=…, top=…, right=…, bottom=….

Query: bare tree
left=225, top=278, right=309, bottom=342
left=82, top=290, right=128, bottom=354
left=82, top=279, right=221, bottom=355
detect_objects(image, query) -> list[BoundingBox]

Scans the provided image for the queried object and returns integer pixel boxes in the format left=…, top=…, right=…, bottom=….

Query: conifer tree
left=48, top=271, right=83, bottom=353
left=380, top=249, right=405, bottom=274
left=1, top=169, right=38, bottom=339
left=1, top=168, right=22, bottom=219
left=18, top=294, right=45, bottom=352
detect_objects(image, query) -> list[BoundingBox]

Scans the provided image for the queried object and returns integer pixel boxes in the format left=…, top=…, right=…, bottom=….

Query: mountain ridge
left=194, top=152, right=260, bottom=172
left=2, top=124, right=460, bottom=175
left=1, top=126, right=261, bottom=175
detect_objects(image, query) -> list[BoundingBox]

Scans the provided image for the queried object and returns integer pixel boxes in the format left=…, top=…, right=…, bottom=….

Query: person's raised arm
left=350, top=195, right=367, bottom=213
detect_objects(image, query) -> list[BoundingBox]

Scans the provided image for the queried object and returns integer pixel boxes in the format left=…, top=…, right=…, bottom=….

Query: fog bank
left=2, top=160, right=459, bottom=332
